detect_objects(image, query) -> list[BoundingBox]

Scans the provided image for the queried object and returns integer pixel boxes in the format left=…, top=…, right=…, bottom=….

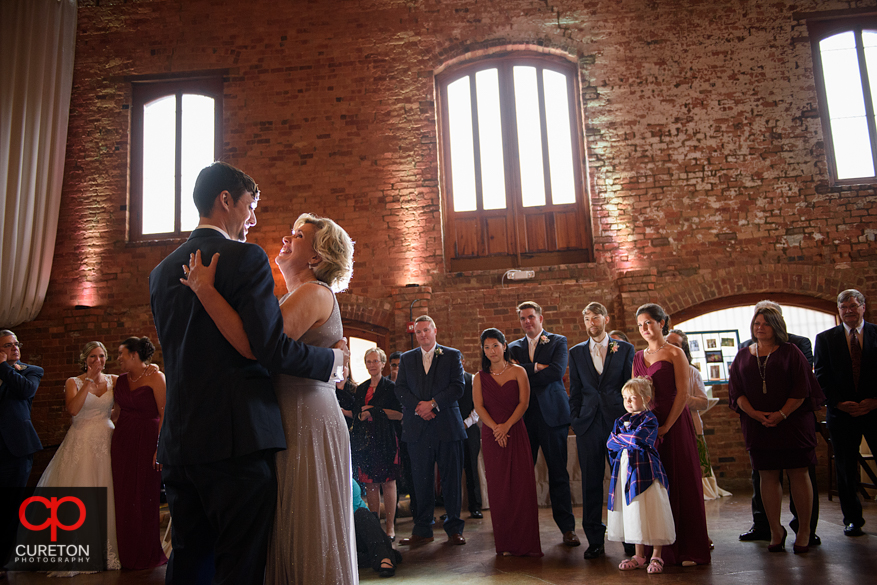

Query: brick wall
left=10, top=0, right=877, bottom=490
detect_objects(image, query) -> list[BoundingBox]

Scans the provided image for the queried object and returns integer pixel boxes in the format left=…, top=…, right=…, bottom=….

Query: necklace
left=128, top=366, right=149, bottom=385
left=755, top=341, right=773, bottom=394
left=645, top=341, right=668, bottom=355
left=490, top=361, right=509, bottom=376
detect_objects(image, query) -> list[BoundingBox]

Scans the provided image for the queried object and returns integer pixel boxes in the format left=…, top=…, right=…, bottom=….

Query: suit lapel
left=582, top=340, right=600, bottom=384
left=532, top=332, right=547, bottom=362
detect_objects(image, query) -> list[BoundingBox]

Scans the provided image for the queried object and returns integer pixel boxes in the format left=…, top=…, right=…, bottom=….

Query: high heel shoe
left=767, top=528, right=787, bottom=552
left=793, top=543, right=809, bottom=554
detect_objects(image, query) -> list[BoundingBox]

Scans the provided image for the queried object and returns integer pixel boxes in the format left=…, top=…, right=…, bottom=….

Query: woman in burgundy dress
left=633, top=304, right=711, bottom=566
left=728, top=306, right=822, bottom=553
left=473, top=328, right=542, bottom=557
left=112, top=336, right=168, bottom=569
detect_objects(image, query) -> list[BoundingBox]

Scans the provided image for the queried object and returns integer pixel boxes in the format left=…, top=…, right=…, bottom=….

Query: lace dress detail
left=37, top=376, right=121, bottom=573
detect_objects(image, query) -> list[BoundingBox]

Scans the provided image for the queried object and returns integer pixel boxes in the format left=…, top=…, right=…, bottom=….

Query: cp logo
left=19, top=496, right=87, bottom=542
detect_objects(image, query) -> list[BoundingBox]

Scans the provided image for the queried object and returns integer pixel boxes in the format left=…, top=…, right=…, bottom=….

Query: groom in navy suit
left=395, top=315, right=467, bottom=546
left=815, top=288, right=877, bottom=537
left=568, top=302, right=634, bottom=559
left=150, top=162, right=343, bottom=585
left=509, top=301, right=580, bottom=546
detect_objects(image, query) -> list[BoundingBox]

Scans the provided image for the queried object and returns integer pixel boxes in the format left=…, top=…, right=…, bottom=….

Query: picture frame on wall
left=689, top=338, right=701, bottom=353
left=709, top=364, right=722, bottom=380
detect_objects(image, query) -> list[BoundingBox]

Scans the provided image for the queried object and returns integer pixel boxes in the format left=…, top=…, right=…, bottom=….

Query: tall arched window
left=436, top=53, right=593, bottom=271
left=129, top=73, right=223, bottom=241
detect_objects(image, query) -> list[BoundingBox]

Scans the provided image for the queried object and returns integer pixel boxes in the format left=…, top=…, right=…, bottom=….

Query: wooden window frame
left=129, top=72, right=224, bottom=242
left=807, top=16, right=877, bottom=186
left=436, top=53, right=594, bottom=272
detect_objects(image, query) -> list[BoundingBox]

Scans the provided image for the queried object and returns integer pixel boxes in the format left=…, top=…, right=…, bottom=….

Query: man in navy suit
left=150, top=162, right=343, bottom=585
left=508, top=301, right=580, bottom=546
left=395, top=315, right=467, bottom=546
left=0, top=330, right=43, bottom=574
left=569, top=303, right=634, bottom=559
left=0, top=330, right=43, bottom=488
left=815, top=289, right=877, bottom=537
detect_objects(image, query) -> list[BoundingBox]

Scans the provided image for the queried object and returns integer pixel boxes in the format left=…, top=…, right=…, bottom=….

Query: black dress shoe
left=440, top=513, right=448, bottom=521
left=623, top=542, right=636, bottom=556
left=582, top=544, right=605, bottom=559
left=470, top=510, right=483, bottom=519
left=810, top=533, right=821, bottom=546
left=844, top=524, right=865, bottom=537
left=739, top=527, right=771, bottom=541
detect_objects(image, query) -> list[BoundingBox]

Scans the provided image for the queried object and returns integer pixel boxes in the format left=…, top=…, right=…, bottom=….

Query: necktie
left=850, top=329, right=862, bottom=390
left=423, top=350, right=433, bottom=374
left=593, top=343, right=604, bottom=375
left=529, top=338, right=536, bottom=362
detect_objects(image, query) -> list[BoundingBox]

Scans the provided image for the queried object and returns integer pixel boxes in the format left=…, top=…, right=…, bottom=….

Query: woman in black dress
left=351, top=347, right=402, bottom=540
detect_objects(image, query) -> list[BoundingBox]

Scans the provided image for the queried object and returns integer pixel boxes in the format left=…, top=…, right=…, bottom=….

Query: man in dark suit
left=0, top=330, right=43, bottom=488
left=0, top=330, right=44, bottom=574
left=458, top=354, right=483, bottom=519
left=395, top=315, right=467, bottom=546
left=150, top=162, right=343, bottom=585
left=815, top=288, right=877, bottom=537
left=508, top=301, right=580, bottom=546
left=568, top=303, right=634, bottom=559
left=738, top=300, right=821, bottom=545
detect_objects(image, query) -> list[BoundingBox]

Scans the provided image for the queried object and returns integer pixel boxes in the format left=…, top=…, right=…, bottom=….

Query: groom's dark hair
left=193, top=161, right=258, bottom=217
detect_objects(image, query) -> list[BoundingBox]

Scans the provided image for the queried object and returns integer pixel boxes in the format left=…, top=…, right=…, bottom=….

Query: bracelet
left=778, top=410, right=787, bottom=420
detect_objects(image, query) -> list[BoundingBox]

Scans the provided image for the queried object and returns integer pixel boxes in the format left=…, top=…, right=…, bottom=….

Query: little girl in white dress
left=606, top=376, right=676, bottom=574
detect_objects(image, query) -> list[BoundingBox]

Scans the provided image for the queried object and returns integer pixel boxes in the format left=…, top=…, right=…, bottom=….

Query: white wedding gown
left=36, top=377, right=121, bottom=573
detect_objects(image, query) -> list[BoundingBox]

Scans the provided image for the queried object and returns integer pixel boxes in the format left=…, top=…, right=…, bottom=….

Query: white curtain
left=0, top=0, right=77, bottom=327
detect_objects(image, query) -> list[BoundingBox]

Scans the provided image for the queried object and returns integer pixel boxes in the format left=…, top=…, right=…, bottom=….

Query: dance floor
left=4, top=492, right=876, bottom=584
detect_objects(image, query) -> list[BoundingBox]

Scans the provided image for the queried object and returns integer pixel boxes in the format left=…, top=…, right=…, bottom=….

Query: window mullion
left=174, top=92, right=183, bottom=235
left=536, top=67, right=552, bottom=206
left=855, top=28, right=877, bottom=175
left=469, top=75, right=484, bottom=212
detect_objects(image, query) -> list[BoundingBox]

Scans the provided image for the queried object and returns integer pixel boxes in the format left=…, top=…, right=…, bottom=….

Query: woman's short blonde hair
left=294, top=213, right=354, bottom=292
left=621, top=376, right=654, bottom=405
left=79, top=341, right=108, bottom=372
left=364, top=347, right=387, bottom=365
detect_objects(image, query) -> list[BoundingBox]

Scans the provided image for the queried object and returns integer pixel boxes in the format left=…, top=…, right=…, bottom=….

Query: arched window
left=808, top=17, right=877, bottom=185
left=436, top=53, right=593, bottom=271
left=129, top=74, right=223, bottom=241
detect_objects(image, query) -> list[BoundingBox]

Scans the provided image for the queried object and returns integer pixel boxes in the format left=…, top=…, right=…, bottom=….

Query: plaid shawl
left=606, top=410, right=669, bottom=510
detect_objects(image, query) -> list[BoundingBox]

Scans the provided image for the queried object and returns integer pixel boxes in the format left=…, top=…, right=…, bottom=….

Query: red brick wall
left=11, top=0, right=877, bottom=489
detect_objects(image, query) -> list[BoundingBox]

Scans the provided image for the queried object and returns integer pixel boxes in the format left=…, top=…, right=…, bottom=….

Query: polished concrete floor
left=4, top=493, right=876, bottom=584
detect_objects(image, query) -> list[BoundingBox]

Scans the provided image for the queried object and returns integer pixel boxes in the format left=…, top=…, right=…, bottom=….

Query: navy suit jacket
left=508, top=331, right=570, bottom=428
left=0, top=361, right=44, bottom=457
left=568, top=338, right=635, bottom=437
left=394, top=345, right=466, bottom=444
left=815, top=322, right=877, bottom=408
left=150, top=228, right=336, bottom=466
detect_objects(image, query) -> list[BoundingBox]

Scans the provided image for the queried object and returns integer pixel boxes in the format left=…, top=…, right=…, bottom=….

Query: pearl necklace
left=490, top=361, right=509, bottom=376
left=645, top=341, right=669, bottom=355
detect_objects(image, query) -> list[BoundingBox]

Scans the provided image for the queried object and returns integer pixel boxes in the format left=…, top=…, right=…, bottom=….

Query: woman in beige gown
left=184, top=213, right=357, bottom=584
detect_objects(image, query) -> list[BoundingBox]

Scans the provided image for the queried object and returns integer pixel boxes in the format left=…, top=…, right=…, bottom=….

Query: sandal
left=618, top=555, right=647, bottom=570
left=647, top=557, right=664, bottom=574
left=378, top=559, right=395, bottom=578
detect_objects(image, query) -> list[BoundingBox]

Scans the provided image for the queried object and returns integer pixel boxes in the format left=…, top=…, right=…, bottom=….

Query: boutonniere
left=539, top=335, right=549, bottom=345
left=609, top=341, right=619, bottom=354
left=14, top=363, right=24, bottom=371
left=434, top=347, right=443, bottom=356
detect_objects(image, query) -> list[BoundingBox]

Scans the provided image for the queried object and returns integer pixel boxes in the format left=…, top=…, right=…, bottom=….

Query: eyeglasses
left=1, top=342, right=22, bottom=350
left=840, top=304, right=862, bottom=311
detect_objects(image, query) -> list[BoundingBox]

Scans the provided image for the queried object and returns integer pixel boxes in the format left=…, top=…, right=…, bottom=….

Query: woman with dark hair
left=633, top=304, right=710, bottom=566
left=728, top=306, right=822, bottom=553
left=36, top=341, right=122, bottom=574
left=112, top=336, right=168, bottom=569
left=472, top=328, right=542, bottom=557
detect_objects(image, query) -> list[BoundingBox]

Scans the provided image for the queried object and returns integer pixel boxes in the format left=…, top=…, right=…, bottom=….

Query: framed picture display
left=682, top=329, right=740, bottom=385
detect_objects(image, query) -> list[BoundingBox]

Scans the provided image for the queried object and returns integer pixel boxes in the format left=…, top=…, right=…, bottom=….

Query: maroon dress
left=633, top=353, right=710, bottom=566
left=111, top=374, right=168, bottom=569
left=479, top=372, right=543, bottom=557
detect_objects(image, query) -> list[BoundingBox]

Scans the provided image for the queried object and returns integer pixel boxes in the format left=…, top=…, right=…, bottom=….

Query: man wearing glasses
left=0, top=330, right=43, bottom=488
left=815, top=289, right=877, bottom=537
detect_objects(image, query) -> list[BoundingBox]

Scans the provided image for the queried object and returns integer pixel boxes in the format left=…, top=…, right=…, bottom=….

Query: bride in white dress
left=36, top=341, right=121, bottom=574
